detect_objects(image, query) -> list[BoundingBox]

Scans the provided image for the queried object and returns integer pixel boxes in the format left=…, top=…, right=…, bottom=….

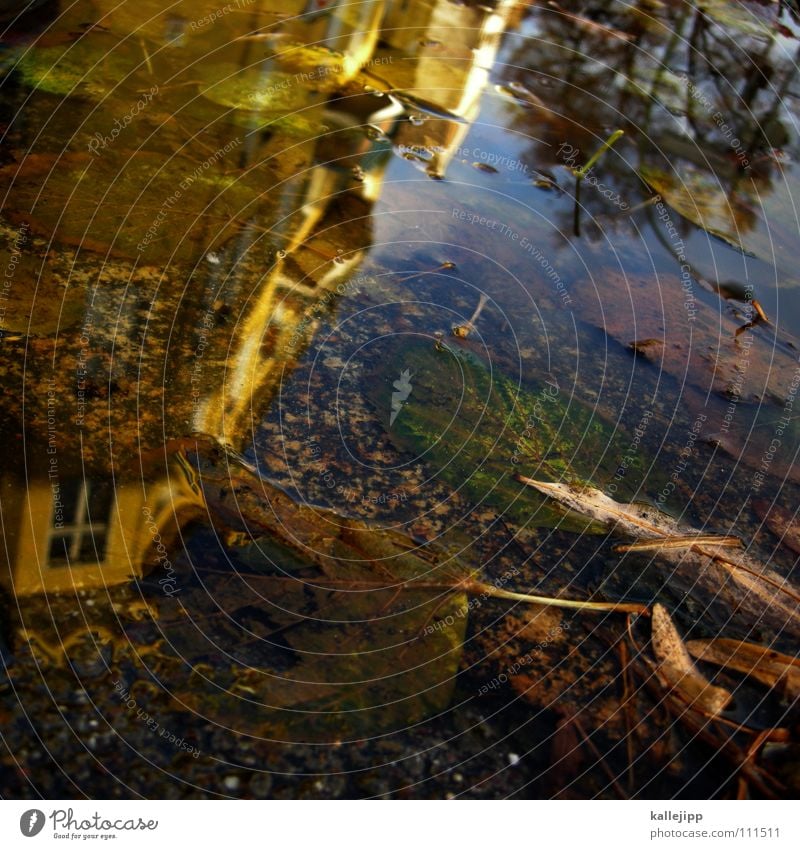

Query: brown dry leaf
left=651, top=604, right=732, bottom=715
left=687, top=638, right=800, bottom=701
left=638, top=165, right=757, bottom=249
left=518, top=478, right=800, bottom=638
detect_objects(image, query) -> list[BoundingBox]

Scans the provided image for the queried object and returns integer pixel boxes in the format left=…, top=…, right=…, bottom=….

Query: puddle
left=1, top=0, right=799, bottom=799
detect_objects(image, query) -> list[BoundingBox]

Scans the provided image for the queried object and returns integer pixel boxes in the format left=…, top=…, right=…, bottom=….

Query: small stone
left=223, top=775, right=240, bottom=792
left=508, top=753, right=520, bottom=766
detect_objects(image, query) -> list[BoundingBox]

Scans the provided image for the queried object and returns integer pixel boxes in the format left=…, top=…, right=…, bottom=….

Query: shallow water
left=1, top=0, right=799, bottom=799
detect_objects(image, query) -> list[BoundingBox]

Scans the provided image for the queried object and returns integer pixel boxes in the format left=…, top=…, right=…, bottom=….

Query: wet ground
left=1, top=0, right=800, bottom=798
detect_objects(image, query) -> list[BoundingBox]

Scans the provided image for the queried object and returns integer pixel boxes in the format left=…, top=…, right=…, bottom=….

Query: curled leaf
left=651, top=604, right=732, bottom=715
left=687, top=638, right=800, bottom=701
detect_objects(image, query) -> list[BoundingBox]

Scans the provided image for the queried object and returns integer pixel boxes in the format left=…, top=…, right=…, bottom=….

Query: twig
left=452, top=293, right=489, bottom=338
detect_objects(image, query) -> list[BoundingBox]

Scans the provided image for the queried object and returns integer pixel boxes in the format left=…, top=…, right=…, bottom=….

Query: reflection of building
left=0, top=0, right=515, bottom=595
left=4, top=476, right=131, bottom=594
left=374, top=0, right=518, bottom=177
left=0, top=459, right=205, bottom=595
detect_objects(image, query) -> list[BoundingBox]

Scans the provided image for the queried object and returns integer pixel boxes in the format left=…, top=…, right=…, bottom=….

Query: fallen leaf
left=687, top=637, right=800, bottom=701
left=651, top=604, right=732, bottom=715
left=1, top=148, right=275, bottom=263
left=177, top=436, right=645, bottom=614
left=517, top=478, right=800, bottom=637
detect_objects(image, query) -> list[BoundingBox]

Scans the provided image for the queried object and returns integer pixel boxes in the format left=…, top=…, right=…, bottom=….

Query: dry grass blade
left=686, top=638, right=800, bottom=701
left=615, top=534, right=743, bottom=552
left=651, top=604, right=732, bottom=716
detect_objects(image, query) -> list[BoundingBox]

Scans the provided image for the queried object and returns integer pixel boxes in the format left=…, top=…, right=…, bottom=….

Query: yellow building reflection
left=0, top=0, right=514, bottom=595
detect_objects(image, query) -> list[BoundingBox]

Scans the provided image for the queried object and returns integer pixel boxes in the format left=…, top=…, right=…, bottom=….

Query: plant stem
left=470, top=581, right=648, bottom=614
left=574, top=129, right=625, bottom=180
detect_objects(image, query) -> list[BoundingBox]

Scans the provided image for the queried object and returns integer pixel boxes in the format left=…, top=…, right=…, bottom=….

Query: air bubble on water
left=206, top=252, right=220, bottom=265
left=409, top=114, right=426, bottom=126
left=276, top=249, right=287, bottom=259
left=366, top=124, right=390, bottom=143
left=352, top=165, right=365, bottom=182
left=333, top=250, right=346, bottom=265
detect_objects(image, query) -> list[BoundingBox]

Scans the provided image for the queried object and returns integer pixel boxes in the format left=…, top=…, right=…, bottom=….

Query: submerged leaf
left=706, top=404, right=800, bottom=487
left=154, top=438, right=472, bottom=742
left=518, top=478, right=800, bottom=638
left=639, top=164, right=756, bottom=248
left=686, top=637, right=800, bottom=701
left=165, top=564, right=468, bottom=743
left=651, top=604, right=732, bottom=715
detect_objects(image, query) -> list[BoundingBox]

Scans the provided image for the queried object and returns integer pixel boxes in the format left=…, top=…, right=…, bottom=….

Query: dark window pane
left=48, top=535, right=71, bottom=565
left=86, top=480, right=113, bottom=523
left=52, top=478, right=80, bottom=526
left=78, top=531, right=107, bottom=563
